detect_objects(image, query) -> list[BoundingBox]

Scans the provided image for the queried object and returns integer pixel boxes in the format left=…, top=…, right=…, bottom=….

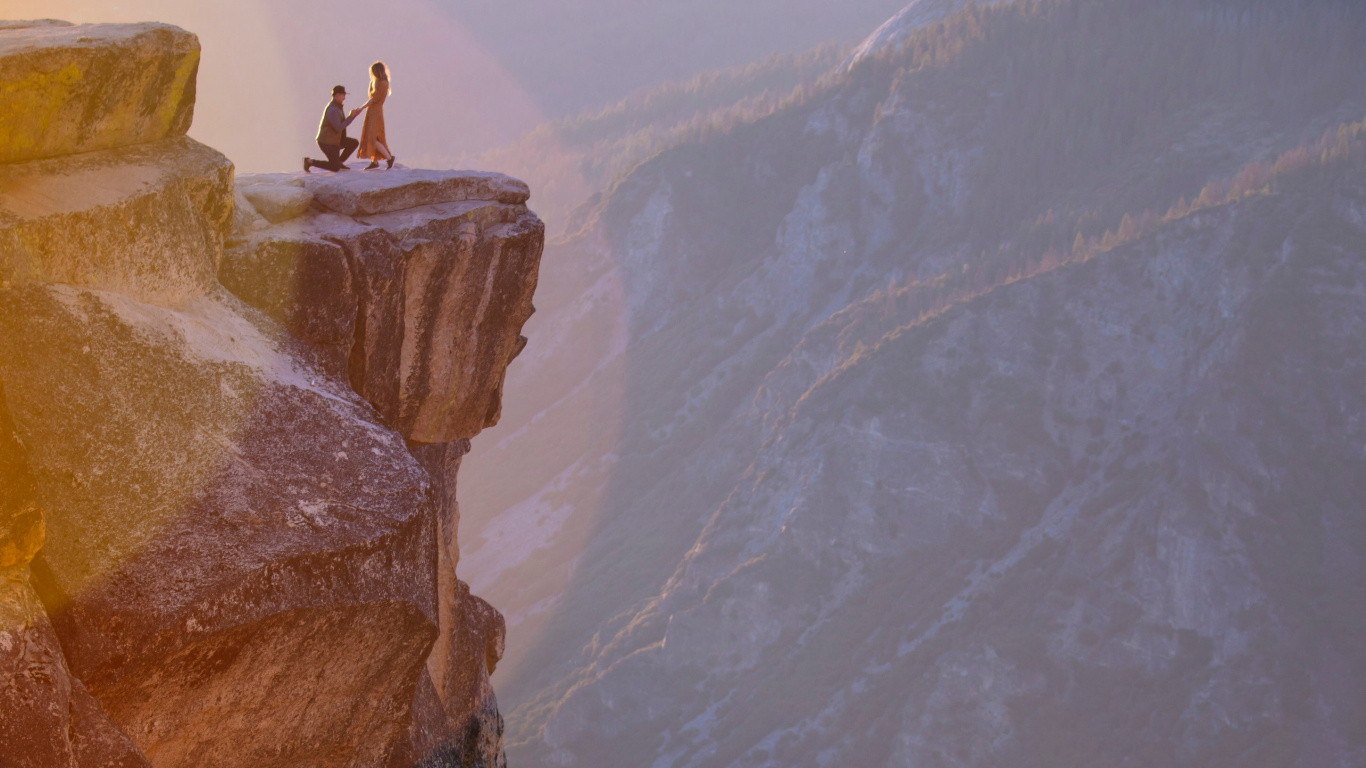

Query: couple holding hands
left=306, top=61, right=396, bottom=173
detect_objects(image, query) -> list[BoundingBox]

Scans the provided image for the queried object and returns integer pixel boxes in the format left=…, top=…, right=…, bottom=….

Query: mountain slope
left=529, top=169, right=1366, bottom=767
left=457, top=1, right=1366, bottom=765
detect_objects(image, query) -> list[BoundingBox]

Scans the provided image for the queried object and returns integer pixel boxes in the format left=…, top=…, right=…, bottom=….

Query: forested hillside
left=458, top=1, right=1366, bottom=765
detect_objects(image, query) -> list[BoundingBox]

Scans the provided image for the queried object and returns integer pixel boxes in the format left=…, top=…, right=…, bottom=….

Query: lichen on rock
left=0, top=22, right=199, bottom=164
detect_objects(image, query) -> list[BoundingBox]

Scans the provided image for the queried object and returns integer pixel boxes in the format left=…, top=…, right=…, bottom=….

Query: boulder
left=0, top=22, right=199, bottom=164
left=0, top=283, right=439, bottom=768
left=231, top=188, right=270, bottom=238
left=2, top=382, right=150, bottom=768
left=0, top=577, right=152, bottom=768
left=0, top=137, right=234, bottom=307
left=240, top=184, right=314, bottom=224
left=303, top=168, right=531, bottom=216
left=93, top=601, right=435, bottom=768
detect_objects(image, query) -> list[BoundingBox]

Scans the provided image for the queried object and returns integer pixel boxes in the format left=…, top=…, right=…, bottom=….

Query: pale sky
left=0, top=0, right=911, bottom=172
left=1, top=0, right=544, bottom=172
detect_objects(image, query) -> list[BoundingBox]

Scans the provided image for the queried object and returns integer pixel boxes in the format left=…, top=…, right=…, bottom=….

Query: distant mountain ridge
left=845, top=0, right=1009, bottom=68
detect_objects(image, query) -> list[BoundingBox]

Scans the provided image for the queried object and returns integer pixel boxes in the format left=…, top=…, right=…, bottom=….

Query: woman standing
left=358, top=61, right=395, bottom=170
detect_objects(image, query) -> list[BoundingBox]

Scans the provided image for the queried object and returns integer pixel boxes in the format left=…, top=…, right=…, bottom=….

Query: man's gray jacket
left=316, top=100, right=358, bottom=146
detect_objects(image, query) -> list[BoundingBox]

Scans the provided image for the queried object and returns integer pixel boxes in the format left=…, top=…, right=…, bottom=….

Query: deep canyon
left=458, top=1, right=1366, bottom=766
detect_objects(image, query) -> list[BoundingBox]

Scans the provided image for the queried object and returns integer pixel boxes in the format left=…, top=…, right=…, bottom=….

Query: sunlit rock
left=0, top=22, right=199, bottom=164
left=0, top=18, right=540, bottom=767
left=1, top=382, right=42, bottom=573
left=96, top=601, right=436, bottom=768
left=0, top=283, right=439, bottom=768
left=0, top=137, right=233, bottom=307
left=304, top=168, right=530, bottom=217
left=224, top=171, right=544, bottom=443
left=218, top=236, right=355, bottom=353
left=405, top=442, right=507, bottom=768
left=2, top=383, right=150, bottom=768
left=239, top=181, right=314, bottom=225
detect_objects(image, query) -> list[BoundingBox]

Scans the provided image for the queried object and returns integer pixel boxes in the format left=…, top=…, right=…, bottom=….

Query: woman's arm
left=359, top=82, right=388, bottom=110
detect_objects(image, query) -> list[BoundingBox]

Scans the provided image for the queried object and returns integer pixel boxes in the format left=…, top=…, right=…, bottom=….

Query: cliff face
left=0, top=20, right=542, bottom=768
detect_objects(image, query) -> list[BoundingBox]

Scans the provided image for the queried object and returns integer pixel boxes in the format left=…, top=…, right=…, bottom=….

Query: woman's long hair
left=370, top=61, right=391, bottom=91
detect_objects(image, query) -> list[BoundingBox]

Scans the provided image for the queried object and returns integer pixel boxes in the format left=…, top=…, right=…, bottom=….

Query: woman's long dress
left=358, top=79, right=389, bottom=160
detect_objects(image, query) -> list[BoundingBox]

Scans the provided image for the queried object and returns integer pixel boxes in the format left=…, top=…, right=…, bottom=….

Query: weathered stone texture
left=0, top=137, right=234, bottom=306
left=215, top=172, right=540, bottom=764
left=404, top=439, right=507, bottom=768
left=95, top=602, right=435, bottom=768
left=0, top=577, right=152, bottom=768
left=348, top=215, right=542, bottom=443
left=0, top=22, right=198, bottom=164
left=224, top=173, right=544, bottom=444
left=303, top=169, right=530, bottom=217
left=1, top=380, right=42, bottom=572
left=0, top=283, right=440, bottom=767
left=3, top=387, right=150, bottom=768
left=239, top=181, right=315, bottom=224
left=218, top=236, right=355, bottom=349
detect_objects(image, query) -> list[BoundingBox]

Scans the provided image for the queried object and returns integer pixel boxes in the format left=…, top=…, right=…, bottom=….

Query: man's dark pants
left=310, top=137, right=359, bottom=172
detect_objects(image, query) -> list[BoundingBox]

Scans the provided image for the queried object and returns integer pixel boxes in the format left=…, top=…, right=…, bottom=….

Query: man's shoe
left=303, top=157, right=312, bottom=173
left=386, top=156, right=396, bottom=170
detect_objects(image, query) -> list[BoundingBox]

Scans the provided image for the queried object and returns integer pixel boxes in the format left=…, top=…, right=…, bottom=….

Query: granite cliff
left=0, top=20, right=542, bottom=768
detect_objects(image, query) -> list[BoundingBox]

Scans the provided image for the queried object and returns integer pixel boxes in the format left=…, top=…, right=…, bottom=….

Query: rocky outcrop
left=0, top=22, right=198, bottom=165
left=302, top=170, right=530, bottom=217
left=238, top=182, right=313, bottom=225
left=0, top=577, right=150, bottom=768
left=0, top=137, right=233, bottom=306
left=224, top=169, right=542, bottom=443
left=218, top=165, right=541, bottom=766
left=0, top=19, right=540, bottom=768
left=406, top=443, right=508, bottom=768
left=0, top=284, right=442, bottom=768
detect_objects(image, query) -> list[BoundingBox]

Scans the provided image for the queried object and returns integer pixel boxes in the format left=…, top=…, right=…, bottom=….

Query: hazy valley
left=458, top=1, right=1366, bottom=765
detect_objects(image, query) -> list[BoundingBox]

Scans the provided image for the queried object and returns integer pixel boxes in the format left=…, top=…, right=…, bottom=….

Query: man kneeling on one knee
left=306, top=85, right=364, bottom=173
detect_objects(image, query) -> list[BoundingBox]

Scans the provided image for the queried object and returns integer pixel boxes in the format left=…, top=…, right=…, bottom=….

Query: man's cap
left=332, top=85, right=348, bottom=95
